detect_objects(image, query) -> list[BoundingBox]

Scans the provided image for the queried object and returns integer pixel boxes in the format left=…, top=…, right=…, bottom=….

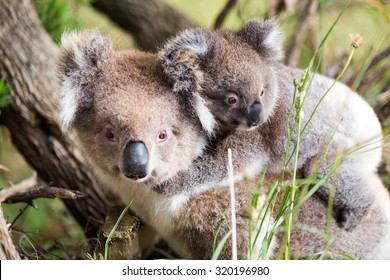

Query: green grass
left=33, top=0, right=75, bottom=43
left=2, top=199, right=85, bottom=259
left=104, top=199, right=133, bottom=260
left=235, top=0, right=385, bottom=259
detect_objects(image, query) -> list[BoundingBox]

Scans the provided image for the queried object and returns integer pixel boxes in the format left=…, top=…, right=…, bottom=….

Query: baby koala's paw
left=335, top=207, right=367, bottom=231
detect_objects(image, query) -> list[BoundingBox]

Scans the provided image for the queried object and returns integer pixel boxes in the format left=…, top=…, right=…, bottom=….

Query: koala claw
left=336, top=208, right=363, bottom=232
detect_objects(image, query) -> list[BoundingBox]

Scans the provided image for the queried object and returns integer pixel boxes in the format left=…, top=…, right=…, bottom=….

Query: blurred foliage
left=32, top=0, right=75, bottom=43
left=0, top=77, right=10, bottom=110
left=3, top=199, right=85, bottom=259
left=32, top=0, right=94, bottom=43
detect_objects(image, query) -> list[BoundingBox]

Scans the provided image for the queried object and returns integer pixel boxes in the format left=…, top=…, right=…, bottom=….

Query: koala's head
left=159, top=18, right=283, bottom=135
left=58, top=30, right=205, bottom=188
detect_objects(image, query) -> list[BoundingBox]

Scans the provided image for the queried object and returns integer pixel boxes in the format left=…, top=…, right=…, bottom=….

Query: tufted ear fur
left=159, top=28, right=218, bottom=136
left=159, top=28, right=215, bottom=93
left=57, top=29, right=113, bottom=129
left=237, top=18, right=284, bottom=61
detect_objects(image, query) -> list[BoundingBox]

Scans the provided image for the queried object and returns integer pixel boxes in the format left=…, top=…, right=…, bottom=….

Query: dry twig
left=0, top=173, right=37, bottom=203
left=366, top=46, right=390, bottom=71
left=359, top=61, right=390, bottom=93
left=0, top=172, right=86, bottom=204
left=0, top=206, right=21, bottom=259
left=227, top=148, right=237, bottom=260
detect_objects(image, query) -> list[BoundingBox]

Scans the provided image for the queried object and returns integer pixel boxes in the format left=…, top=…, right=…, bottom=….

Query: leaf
left=211, top=230, right=232, bottom=260
left=104, top=199, right=134, bottom=260
left=0, top=77, right=11, bottom=109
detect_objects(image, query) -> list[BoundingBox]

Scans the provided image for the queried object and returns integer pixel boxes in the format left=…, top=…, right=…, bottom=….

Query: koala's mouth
left=236, top=113, right=264, bottom=131
left=236, top=119, right=257, bottom=131
left=120, top=167, right=159, bottom=186
left=121, top=171, right=153, bottom=184
left=237, top=124, right=259, bottom=131
left=236, top=122, right=251, bottom=131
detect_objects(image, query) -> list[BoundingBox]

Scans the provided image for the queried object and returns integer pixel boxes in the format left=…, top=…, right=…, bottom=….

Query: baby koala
left=159, top=20, right=281, bottom=137
left=157, top=18, right=383, bottom=230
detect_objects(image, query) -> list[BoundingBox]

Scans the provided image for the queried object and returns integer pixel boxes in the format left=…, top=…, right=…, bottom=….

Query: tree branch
left=91, top=0, right=196, bottom=51
left=214, top=0, right=237, bottom=29
left=360, top=60, right=390, bottom=91
left=0, top=173, right=38, bottom=203
left=0, top=0, right=109, bottom=238
left=1, top=179, right=87, bottom=204
left=367, top=46, right=390, bottom=71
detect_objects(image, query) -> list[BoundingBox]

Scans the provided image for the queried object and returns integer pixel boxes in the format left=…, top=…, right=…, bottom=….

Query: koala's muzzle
left=247, top=102, right=263, bottom=127
left=123, top=141, right=149, bottom=180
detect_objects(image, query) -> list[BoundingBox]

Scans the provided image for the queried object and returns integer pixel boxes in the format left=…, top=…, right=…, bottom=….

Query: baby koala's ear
left=159, top=28, right=218, bottom=137
left=237, top=18, right=284, bottom=61
left=58, top=29, right=113, bottom=129
left=158, top=28, right=215, bottom=94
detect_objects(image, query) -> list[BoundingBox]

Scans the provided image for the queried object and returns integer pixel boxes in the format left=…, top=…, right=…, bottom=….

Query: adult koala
left=58, top=30, right=390, bottom=259
left=158, top=18, right=383, bottom=231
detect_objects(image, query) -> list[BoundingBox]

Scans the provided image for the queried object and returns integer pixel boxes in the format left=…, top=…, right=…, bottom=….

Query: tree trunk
left=0, top=0, right=109, bottom=238
left=92, top=0, right=196, bottom=52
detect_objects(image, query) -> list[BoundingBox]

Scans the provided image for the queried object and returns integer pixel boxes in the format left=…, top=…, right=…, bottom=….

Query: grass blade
left=104, top=199, right=134, bottom=260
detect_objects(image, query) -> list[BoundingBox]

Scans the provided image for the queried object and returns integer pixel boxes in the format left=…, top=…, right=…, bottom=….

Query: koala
left=58, top=30, right=390, bottom=260
left=157, top=19, right=383, bottom=230
left=159, top=22, right=281, bottom=137
left=57, top=30, right=210, bottom=256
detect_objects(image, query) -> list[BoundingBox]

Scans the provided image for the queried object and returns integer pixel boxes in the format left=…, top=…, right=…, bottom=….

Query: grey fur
left=237, top=18, right=284, bottom=61
left=58, top=29, right=390, bottom=260
left=158, top=19, right=383, bottom=230
left=159, top=28, right=215, bottom=94
left=159, top=19, right=282, bottom=136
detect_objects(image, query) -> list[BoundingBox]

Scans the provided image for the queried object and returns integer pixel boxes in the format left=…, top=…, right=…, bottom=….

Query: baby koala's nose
left=123, top=141, right=149, bottom=180
left=247, top=102, right=262, bottom=127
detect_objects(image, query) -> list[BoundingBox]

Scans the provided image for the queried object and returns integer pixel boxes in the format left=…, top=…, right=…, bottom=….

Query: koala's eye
left=157, top=130, right=168, bottom=142
left=105, top=126, right=117, bottom=142
left=260, top=90, right=264, bottom=96
left=226, top=94, right=238, bottom=106
left=228, top=97, right=237, bottom=104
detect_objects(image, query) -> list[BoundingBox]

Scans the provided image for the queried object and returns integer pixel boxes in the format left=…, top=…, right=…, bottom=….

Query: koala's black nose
left=247, top=102, right=263, bottom=127
left=123, top=141, right=149, bottom=180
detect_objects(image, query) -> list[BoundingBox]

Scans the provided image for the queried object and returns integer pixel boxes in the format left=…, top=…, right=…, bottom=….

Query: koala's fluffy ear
left=58, top=29, right=113, bottom=129
left=237, top=18, right=284, bottom=61
left=158, top=28, right=215, bottom=93
left=159, top=28, right=218, bottom=136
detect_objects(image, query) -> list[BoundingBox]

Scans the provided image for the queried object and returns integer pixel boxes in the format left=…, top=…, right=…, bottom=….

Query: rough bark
left=0, top=0, right=109, bottom=238
left=92, top=0, right=196, bottom=52
left=0, top=205, right=20, bottom=260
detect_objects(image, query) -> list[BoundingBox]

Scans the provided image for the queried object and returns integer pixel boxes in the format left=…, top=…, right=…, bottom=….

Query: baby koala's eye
left=260, top=90, right=264, bottom=96
left=105, top=125, right=117, bottom=142
left=226, top=94, right=238, bottom=106
left=157, top=130, right=169, bottom=142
